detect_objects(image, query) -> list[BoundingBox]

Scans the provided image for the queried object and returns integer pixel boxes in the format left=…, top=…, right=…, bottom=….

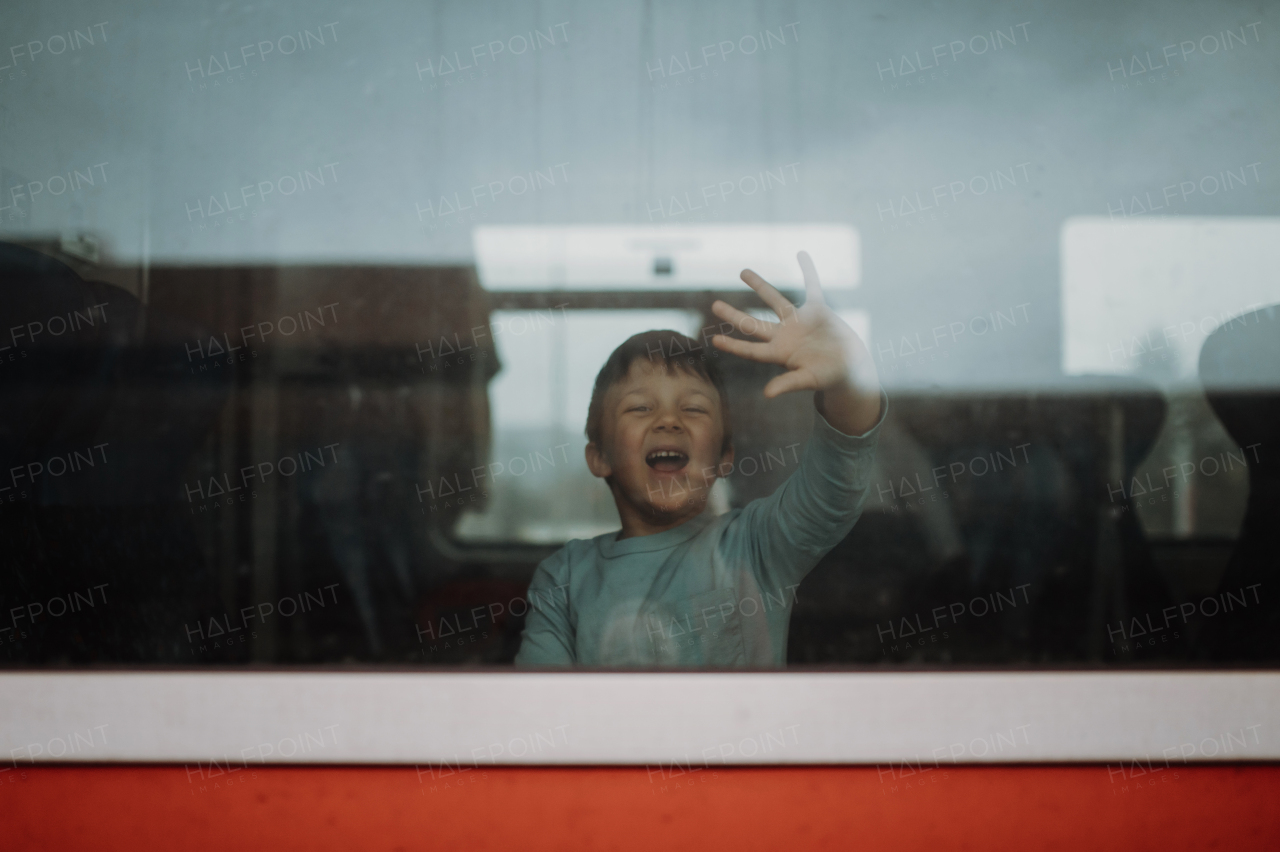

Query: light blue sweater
left=515, top=396, right=887, bottom=667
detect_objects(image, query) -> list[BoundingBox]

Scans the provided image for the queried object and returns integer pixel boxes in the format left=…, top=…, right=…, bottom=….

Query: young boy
left=515, top=252, right=886, bottom=667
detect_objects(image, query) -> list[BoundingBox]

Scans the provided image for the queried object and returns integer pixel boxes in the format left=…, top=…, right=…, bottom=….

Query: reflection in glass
left=1, top=0, right=1277, bottom=668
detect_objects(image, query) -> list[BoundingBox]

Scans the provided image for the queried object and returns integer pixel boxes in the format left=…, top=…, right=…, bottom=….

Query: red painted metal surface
left=4, top=765, right=1278, bottom=850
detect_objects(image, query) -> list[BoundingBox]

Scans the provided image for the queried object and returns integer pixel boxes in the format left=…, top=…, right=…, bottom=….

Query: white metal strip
left=1, top=672, right=1275, bottom=766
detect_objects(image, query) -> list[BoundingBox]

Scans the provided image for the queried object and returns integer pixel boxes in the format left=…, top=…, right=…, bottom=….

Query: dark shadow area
left=1198, top=305, right=1279, bottom=662
left=1, top=244, right=1269, bottom=667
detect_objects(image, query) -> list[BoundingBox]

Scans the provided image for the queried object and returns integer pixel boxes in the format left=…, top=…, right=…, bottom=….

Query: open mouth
left=645, top=449, right=689, bottom=473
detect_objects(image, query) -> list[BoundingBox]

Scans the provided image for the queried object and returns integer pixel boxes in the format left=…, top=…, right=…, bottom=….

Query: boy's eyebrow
left=617, top=381, right=714, bottom=398
left=616, top=378, right=716, bottom=394
left=616, top=385, right=654, bottom=398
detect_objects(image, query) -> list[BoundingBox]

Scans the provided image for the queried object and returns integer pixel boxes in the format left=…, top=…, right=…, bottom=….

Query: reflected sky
left=0, top=0, right=1276, bottom=393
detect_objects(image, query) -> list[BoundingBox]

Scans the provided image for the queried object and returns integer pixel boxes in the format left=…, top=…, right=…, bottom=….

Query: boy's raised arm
left=710, top=252, right=886, bottom=591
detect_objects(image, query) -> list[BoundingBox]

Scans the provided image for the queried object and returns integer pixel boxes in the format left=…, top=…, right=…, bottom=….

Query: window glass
left=1, top=0, right=1276, bottom=668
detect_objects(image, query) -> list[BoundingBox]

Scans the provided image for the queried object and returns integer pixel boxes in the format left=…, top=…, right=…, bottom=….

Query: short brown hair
left=585, top=329, right=732, bottom=454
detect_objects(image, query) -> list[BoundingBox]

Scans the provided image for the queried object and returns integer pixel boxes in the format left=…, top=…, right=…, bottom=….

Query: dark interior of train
left=2, top=239, right=1276, bottom=667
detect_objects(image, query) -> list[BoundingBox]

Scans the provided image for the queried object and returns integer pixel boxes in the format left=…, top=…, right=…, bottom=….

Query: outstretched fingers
left=711, top=333, right=775, bottom=363
left=739, top=268, right=797, bottom=320
left=711, top=300, right=776, bottom=340
left=796, top=251, right=826, bottom=308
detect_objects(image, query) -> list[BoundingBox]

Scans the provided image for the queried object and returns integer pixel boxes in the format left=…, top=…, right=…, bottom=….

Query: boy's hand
left=710, top=251, right=882, bottom=435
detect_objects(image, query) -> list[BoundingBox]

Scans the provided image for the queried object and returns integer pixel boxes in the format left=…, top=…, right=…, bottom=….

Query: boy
left=515, top=252, right=885, bottom=667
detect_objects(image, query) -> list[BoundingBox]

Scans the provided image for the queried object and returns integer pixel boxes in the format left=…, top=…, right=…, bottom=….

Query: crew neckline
left=596, top=510, right=716, bottom=558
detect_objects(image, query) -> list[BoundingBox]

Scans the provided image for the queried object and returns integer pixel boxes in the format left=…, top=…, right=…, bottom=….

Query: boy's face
left=586, top=358, right=733, bottom=530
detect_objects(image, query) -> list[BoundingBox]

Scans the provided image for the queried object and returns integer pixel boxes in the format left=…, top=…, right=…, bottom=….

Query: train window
left=1, top=0, right=1277, bottom=677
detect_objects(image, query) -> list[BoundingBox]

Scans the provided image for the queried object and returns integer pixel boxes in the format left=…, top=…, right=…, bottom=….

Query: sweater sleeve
left=725, top=390, right=888, bottom=594
left=513, top=549, right=576, bottom=667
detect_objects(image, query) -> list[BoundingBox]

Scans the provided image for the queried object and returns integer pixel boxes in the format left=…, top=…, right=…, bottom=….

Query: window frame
left=3, top=670, right=1276, bottom=765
